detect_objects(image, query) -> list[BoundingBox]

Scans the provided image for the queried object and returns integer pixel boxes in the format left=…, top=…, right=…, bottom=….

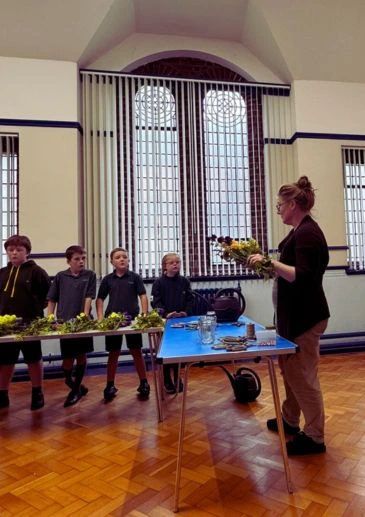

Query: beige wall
left=88, top=33, right=283, bottom=83
left=0, top=57, right=78, bottom=120
left=0, top=57, right=81, bottom=275
left=293, top=80, right=365, bottom=134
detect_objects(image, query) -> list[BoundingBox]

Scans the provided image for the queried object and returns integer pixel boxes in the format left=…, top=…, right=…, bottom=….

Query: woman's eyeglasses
left=276, top=202, right=287, bottom=210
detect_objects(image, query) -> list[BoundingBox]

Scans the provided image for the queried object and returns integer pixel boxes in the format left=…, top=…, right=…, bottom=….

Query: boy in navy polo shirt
left=47, top=245, right=96, bottom=407
left=96, top=247, right=150, bottom=402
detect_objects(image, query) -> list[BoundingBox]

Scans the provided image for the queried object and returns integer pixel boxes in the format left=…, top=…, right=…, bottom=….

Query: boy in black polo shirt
left=96, top=247, right=150, bottom=402
left=47, top=245, right=96, bottom=407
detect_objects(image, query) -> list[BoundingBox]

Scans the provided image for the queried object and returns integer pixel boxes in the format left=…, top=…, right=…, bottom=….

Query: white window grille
left=342, top=147, right=365, bottom=270
left=0, top=135, right=18, bottom=267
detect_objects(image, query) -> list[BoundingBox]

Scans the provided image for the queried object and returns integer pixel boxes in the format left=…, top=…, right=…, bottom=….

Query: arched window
left=81, top=60, right=292, bottom=278
left=203, top=89, right=251, bottom=251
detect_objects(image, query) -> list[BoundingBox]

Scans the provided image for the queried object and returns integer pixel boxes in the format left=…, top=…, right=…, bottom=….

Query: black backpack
left=220, top=365, right=261, bottom=403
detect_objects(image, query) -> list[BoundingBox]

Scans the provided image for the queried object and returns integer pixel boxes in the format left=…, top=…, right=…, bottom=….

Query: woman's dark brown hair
left=278, top=175, right=315, bottom=211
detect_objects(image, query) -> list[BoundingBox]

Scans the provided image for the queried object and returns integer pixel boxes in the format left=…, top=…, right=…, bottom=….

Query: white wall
left=0, top=57, right=78, bottom=120
left=293, top=80, right=365, bottom=134
left=0, top=57, right=82, bottom=275
left=88, top=33, right=283, bottom=83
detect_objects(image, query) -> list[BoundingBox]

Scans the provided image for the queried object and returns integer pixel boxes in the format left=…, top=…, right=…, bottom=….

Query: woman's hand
left=247, top=253, right=264, bottom=267
left=166, top=311, right=187, bottom=319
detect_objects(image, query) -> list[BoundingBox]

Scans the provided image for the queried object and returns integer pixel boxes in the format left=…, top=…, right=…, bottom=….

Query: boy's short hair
left=65, top=245, right=86, bottom=261
left=110, top=247, right=128, bottom=260
left=4, top=234, right=32, bottom=254
left=162, top=252, right=180, bottom=271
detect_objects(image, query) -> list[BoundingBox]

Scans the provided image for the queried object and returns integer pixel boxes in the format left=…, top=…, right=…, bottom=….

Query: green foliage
left=58, top=313, right=97, bottom=334
left=96, top=312, right=132, bottom=331
left=15, top=314, right=57, bottom=340
left=132, top=310, right=165, bottom=330
left=0, top=314, right=18, bottom=336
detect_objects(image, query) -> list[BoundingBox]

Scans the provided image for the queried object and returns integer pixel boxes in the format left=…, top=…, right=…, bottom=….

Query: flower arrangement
left=132, top=309, right=165, bottom=330
left=209, top=235, right=274, bottom=280
left=58, top=313, right=97, bottom=335
left=96, top=312, right=132, bottom=331
left=15, top=314, right=58, bottom=340
left=0, top=314, right=18, bottom=336
left=1, top=310, right=160, bottom=340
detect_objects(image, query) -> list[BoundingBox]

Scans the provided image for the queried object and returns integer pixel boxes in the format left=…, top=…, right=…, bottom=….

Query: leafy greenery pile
left=2, top=310, right=163, bottom=340
left=132, top=310, right=165, bottom=330
left=0, top=314, right=18, bottom=336
left=15, top=314, right=58, bottom=340
left=58, top=313, right=97, bottom=334
left=96, top=312, right=132, bottom=331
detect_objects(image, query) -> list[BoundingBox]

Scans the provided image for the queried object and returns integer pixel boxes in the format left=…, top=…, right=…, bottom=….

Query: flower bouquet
left=96, top=312, right=132, bottom=331
left=132, top=309, right=165, bottom=330
left=15, top=314, right=58, bottom=340
left=209, top=235, right=274, bottom=280
left=58, top=313, right=97, bottom=335
left=0, top=314, right=18, bottom=336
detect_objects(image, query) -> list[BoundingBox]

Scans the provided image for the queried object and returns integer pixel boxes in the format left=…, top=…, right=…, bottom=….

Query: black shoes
left=164, top=379, right=183, bottom=394
left=286, top=431, right=326, bottom=455
left=64, top=389, right=82, bottom=407
left=80, top=384, right=89, bottom=397
left=104, top=384, right=118, bottom=402
left=164, top=379, right=176, bottom=394
left=137, top=380, right=150, bottom=399
left=0, top=391, right=9, bottom=409
left=64, top=385, right=88, bottom=407
left=0, top=389, right=44, bottom=411
left=267, top=417, right=300, bottom=435
left=31, top=391, right=45, bottom=411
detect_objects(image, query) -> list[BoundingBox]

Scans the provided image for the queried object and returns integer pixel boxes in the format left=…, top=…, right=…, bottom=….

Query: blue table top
left=157, top=315, right=297, bottom=364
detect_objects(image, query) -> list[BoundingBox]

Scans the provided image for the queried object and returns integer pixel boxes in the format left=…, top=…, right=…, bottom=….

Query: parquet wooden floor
left=1, top=353, right=365, bottom=516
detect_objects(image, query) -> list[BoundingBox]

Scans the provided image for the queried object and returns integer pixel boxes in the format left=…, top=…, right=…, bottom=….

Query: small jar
left=246, top=322, right=256, bottom=340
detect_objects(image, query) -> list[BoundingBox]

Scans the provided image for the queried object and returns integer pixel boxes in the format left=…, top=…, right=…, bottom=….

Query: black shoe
left=286, top=431, right=326, bottom=456
left=0, top=391, right=9, bottom=409
left=137, top=380, right=150, bottom=399
left=104, top=385, right=118, bottom=402
left=267, top=417, right=300, bottom=435
left=164, top=379, right=176, bottom=394
left=64, top=389, right=82, bottom=408
left=177, top=380, right=184, bottom=393
left=80, top=384, right=89, bottom=397
left=31, top=391, right=44, bottom=411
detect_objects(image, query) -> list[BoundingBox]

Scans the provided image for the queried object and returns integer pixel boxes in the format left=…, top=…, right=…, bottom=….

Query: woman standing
left=249, top=176, right=330, bottom=455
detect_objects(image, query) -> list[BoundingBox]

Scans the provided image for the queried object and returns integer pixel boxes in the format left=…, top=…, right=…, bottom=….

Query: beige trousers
left=278, top=319, right=328, bottom=443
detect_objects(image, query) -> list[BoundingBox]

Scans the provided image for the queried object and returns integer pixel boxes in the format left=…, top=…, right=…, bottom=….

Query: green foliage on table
left=15, top=314, right=57, bottom=340
left=132, top=310, right=165, bottom=330
left=58, top=313, right=97, bottom=334
left=96, top=312, right=132, bottom=331
left=0, top=314, right=18, bottom=336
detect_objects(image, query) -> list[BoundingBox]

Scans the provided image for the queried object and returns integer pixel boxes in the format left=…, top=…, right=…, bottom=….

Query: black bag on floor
left=220, top=365, right=261, bottom=403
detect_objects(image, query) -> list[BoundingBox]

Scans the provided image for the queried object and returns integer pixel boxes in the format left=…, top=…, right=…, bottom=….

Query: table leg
left=147, top=332, right=164, bottom=422
left=174, top=362, right=192, bottom=512
left=266, top=357, right=294, bottom=493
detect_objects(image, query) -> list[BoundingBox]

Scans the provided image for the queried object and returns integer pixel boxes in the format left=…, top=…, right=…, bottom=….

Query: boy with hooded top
left=0, top=235, right=50, bottom=410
